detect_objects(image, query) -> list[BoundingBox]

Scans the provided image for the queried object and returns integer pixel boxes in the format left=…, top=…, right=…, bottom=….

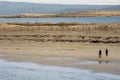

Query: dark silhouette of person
left=99, top=50, right=102, bottom=58
left=105, top=49, right=108, bottom=56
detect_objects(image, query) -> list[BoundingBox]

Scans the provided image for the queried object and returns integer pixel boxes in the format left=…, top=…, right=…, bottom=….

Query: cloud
left=0, top=0, right=120, bottom=5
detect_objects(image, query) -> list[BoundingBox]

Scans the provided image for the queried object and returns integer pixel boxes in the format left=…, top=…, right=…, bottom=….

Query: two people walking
left=99, top=49, right=108, bottom=58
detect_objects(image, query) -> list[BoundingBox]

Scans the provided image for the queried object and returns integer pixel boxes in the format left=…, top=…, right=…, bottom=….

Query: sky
left=0, top=0, right=120, bottom=5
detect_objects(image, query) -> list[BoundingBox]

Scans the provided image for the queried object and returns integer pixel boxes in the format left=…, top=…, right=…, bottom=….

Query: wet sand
left=0, top=42, right=120, bottom=75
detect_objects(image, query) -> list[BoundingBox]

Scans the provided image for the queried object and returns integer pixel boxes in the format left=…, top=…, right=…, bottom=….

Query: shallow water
left=0, top=16, right=120, bottom=23
left=77, top=60, right=120, bottom=65
left=0, top=59, right=120, bottom=80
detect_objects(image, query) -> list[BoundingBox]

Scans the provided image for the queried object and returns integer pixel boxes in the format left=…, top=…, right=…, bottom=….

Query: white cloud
left=0, top=0, right=120, bottom=5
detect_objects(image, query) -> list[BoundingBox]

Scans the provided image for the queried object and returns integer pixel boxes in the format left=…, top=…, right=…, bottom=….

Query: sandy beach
left=0, top=42, right=120, bottom=75
left=0, top=22, right=120, bottom=75
left=0, top=1, right=120, bottom=80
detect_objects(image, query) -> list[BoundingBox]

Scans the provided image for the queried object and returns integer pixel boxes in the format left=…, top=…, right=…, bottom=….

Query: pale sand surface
left=0, top=22, right=120, bottom=75
left=1, top=11, right=120, bottom=18
left=0, top=42, right=120, bottom=75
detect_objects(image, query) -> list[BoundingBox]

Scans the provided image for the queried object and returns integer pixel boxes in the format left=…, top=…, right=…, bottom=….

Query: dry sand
left=1, top=11, right=120, bottom=18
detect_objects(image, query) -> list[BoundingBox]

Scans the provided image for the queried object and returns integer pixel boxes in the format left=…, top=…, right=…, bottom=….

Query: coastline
left=0, top=1, right=120, bottom=80
left=0, top=42, right=120, bottom=75
left=0, top=11, right=120, bottom=18
left=0, top=59, right=120, bottom=80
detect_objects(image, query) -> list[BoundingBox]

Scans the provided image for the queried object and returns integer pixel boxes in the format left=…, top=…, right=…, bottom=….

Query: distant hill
left=0, top=1, right=120, bottom=15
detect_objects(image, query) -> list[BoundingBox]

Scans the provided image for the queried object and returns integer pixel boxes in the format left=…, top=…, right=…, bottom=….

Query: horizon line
left=0, top=1, right=120, bottom=5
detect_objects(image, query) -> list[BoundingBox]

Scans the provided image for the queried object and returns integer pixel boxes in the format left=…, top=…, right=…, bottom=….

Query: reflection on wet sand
left=98, top=60, right=109, bottom=64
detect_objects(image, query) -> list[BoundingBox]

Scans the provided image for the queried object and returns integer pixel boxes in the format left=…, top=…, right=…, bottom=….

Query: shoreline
left=0, top=42, right=120, bottom=75
left=0, top=11, right=120, bottom=18
left=1, top=15, right=120, bottom=18
left=0, top=59, right=120, bottom=80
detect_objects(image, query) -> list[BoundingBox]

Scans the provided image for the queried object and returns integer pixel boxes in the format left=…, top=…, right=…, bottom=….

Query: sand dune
left=0, top=22, right=120, bottom=43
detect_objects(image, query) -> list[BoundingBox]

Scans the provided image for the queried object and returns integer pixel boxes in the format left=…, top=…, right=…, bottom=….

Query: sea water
left=0, top=59, right=120, bottom=80
left=0, top=16, right=120, bottom=23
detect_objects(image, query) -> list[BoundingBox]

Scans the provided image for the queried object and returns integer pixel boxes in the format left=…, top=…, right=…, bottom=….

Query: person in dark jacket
left=105, top=49, right=108, bottom=56
left=99, top=50, right=102, bottom=58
